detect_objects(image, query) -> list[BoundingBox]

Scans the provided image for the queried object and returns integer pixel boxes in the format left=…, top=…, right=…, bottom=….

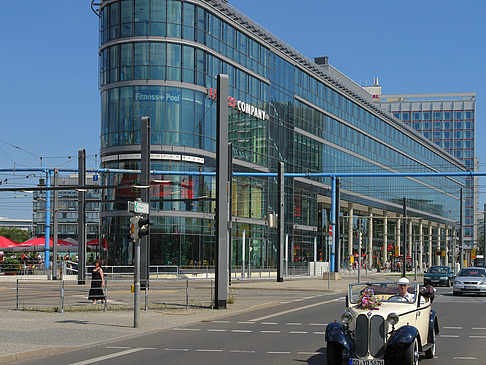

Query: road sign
left=128, top=201, right=150, bottom=215
left=394, top=246, right=399, bottom=257
left=471, top=249, right=476, bottom=260
left=329, top=225, right=333, bottom=237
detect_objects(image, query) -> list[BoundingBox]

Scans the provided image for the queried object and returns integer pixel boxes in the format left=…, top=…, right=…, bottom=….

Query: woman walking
left=88, top=259, right=105, bottom=304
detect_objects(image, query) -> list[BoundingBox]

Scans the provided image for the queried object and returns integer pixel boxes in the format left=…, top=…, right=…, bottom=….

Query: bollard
left=185, top=279, right=189, bottom=310
left=104, top=279, right=108, bottom=312
left=210, top=279, right=213, bottom=309
left=60, top=278, right=64, bottom=313
left=144, top=287, right=148, bottom=311
left=16, top=279, right=19, bottom=310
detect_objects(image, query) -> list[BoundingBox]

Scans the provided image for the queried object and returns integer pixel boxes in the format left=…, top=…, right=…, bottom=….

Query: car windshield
left=349, top=282, right=417, bottom=304
left=428, top=267, right=449, bottom=274
left=458, top=269, right=486, bottom=277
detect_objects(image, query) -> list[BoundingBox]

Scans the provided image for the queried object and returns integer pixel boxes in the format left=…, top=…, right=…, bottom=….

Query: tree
left=0, top=227, right=31, bottom=243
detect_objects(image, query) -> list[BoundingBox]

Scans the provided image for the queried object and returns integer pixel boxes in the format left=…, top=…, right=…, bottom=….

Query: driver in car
left=390, top=277, right=415, bottom=302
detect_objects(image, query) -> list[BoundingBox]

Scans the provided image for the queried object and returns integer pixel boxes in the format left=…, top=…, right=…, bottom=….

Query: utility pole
left=78, top=149, right=86, bottom=285
left=277, top=162, right=284, bottom=282
left=483, top=203, right=485, bottom=261
left=45, top=171, right=51, bottom=273
left=402, top=197, right=407, bottom=278
left=215, top=74, right=229, bottom=309
left=140, top=117, right=151, bottom=290
left=358, top=218, right=362, bottom=282
left=335, top=178, right=341, bottom=272
left=52, top=169, right=59, bottom=280
left=460, top=188, right=464, bottom=269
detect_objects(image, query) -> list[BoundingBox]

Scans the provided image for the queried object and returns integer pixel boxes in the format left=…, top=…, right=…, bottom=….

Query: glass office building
left=97, top=0, right=467, bottom=268
left=33, top=175, right=100, bottom=242
left=371, top=90, right=477, bottom=249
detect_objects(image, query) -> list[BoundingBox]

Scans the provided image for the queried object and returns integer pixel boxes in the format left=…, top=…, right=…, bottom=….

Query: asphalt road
left=16, top=286, right=486, bottom=365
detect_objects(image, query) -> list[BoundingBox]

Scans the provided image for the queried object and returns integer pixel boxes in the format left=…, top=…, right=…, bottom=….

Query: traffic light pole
left=277, top=162, right=284, bottom=282
left=52, top=168, right=59, bottom=280
left=133, top=231, right=140, bottom=328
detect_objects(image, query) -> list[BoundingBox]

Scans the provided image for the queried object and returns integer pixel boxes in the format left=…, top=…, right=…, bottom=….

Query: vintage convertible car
left=325, top=280, right=438, bottom=365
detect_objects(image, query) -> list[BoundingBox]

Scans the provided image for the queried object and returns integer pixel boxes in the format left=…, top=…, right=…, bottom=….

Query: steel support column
left=215, top=74, right=229, bottom=309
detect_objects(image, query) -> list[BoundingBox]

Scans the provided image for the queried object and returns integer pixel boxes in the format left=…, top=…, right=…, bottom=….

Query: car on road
left=423, top=265, right=455, bottom=287
left=453, top=267, right=486, bottom=296
left=325, top=279, right=438, bottom=365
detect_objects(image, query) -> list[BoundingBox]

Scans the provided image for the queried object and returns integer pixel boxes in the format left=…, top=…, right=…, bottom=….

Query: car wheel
left=402, top=338, right=420, bottom=365
left=425, top=328, right=437, bottom=359
left=326, top=342, right=343, bottom=365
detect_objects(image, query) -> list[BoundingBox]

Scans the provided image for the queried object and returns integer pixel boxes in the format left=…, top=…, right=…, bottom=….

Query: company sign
left=208, top=88, right=268, bottom=121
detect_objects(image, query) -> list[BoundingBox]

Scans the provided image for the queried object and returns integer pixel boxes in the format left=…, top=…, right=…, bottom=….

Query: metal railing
left=11, top=277, right=215, bottom=312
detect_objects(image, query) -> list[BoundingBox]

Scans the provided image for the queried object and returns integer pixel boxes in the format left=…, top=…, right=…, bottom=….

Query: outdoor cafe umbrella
left=14, top=236, right=77, bottom=252
left=0, top=236, right=19, bottom=250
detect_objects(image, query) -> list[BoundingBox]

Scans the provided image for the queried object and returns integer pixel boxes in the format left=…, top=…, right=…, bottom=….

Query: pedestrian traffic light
left=137, top=217, right=151, bottom=239
left=129, top=216, right=137, bottom=241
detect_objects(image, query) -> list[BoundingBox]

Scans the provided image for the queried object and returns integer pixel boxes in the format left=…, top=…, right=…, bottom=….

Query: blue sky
left=0, top=0, right=484, bottom=219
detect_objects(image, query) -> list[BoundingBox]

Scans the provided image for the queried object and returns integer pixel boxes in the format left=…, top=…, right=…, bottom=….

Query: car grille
left=355, top=314, right=369, bottom=357
left=355, top=314, right=385, bottom=358
left=464, top=281, right=479, bottom=285
left=369, top=316, right=385, bottom=357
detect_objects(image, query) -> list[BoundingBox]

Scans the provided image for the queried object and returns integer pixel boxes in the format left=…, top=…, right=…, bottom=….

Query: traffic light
left=137, top=217, right=151, bottom=239
left=129, top=216, right=138, bottom=241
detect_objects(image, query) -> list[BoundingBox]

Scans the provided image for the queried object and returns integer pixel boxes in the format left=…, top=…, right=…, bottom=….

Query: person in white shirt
left=390, top=277, right=415, bottom=302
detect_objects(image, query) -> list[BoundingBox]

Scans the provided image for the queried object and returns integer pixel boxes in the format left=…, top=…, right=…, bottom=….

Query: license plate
left=465, top=286, right=477, bottom=290
left=349, top=359, right=384, bottom=365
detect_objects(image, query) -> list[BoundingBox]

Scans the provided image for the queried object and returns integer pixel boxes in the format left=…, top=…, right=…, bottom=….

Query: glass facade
left=98, top=0, right=466, bottom=267
left=33, top=176, right=100, bottom=241
left=381, top=96, right=477, bottom=245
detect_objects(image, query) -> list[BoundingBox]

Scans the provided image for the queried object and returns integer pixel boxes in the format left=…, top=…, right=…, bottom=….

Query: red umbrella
left=0, top=236, right=19, bottom=249
left=87, top=238, right=108, bottom=250
left=18, top=236, right=76, bottom=248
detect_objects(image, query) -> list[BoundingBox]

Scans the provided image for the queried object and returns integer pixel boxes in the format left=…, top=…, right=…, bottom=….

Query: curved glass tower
left=98, top=0, right=466, bottom=269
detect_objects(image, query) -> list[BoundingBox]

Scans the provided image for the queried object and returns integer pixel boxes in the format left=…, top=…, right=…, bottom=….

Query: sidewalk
left=0, top=270, right=393, bottom=364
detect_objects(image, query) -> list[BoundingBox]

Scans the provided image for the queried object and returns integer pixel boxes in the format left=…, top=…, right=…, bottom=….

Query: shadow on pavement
left=293, top=347, right=326, bottom=365
left=55, top=319, right=133, bottom=328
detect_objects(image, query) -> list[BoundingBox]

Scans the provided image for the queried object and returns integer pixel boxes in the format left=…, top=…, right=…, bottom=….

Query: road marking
left=443, top=326, right=463, bottom=330
left=231, top=329, right=253, bottom=333
left=267, top=351, right=291, bottom=354
left=237, top=321, right=255, bottom=324
left=211, top=320, right=230, bottom=323
left=310, top=323, right=326, bottom=326
left=261, top=330, right=280, bottom=333
left=286, top=322, right=302, bottom=325
left=68, top=348, right=151, bottom=365
left=453, top=357, right=477, bottom=360
left=261, top=322, right=278, bottom=325
left=229, top=350, right=255, bottom=353
left=472, top=327, right=486, bottom=330
left=172, top=328, right=201, bottom=331
left=298, top=352, right=320, bottom=355
left=207, top=329, right=227, bottom=332
left=196, top=349, right=223, bottom=352
left=249, top=297, right=343, bottom=322
left=164, top=348, right=189, bottom=352
left=106, top=347, right=130, bottom=349
left=313, top=331, right=326, bottom=335
left=469, top=335, right=486, bottom=338
left=289, top=331, right=308, bottom=334
left=440, top=334, right=460, bottom=338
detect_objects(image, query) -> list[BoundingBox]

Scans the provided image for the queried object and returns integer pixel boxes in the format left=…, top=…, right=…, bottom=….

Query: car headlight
left=454, top=280, right=463, bottom=285
left=479, top=280, right=486, bottom=285
left=341, top=310, right=353, bottom=324
left=386, top=312, right=399, bottom=326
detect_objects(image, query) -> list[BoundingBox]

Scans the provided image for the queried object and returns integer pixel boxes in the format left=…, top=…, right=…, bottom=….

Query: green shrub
left=2, top=258, right=21, bottom=273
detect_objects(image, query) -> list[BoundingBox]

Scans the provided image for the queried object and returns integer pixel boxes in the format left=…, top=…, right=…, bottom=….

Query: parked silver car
left=453, top=267, right=486, bottom=296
